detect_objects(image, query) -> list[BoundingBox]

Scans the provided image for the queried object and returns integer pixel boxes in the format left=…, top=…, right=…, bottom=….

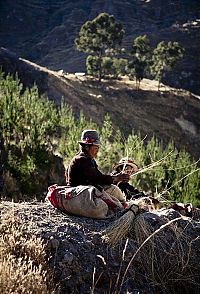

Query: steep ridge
left=0, top=47, right=200, bottom=160
left=0, top=0, right=200, bottom=94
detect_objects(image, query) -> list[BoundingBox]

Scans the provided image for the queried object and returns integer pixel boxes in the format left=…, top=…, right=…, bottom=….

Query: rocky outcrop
left=1, top=200, right=200, bottom=293
left=0, top=0, right=200, bottom=94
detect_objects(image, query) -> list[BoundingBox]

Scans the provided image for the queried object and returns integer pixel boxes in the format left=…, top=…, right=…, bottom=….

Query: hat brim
left=114, top=162, right=139, bottom=172
left=78, top=141, right=100, bottom=146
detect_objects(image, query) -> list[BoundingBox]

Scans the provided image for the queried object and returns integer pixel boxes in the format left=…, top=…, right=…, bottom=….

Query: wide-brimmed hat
left=114, top=157, right=139, bottom=173
left=78, top=130, right=101, bottom=146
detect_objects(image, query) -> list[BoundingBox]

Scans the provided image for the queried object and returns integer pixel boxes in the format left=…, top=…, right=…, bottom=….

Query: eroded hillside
left=0, top=47, right=199, bottom=160
left=0, top=0, right=200, bottom=94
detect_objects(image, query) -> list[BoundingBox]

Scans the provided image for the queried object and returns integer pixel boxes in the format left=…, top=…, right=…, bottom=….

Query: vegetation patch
left=0, top=210, right=57, bottom=294
left=0, top=71, right=199, bottom=204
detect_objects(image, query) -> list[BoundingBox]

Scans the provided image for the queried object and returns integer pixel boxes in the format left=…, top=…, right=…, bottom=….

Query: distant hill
left=0, top=47, right=199, bottom=161
left=0, top=0, right=200, bottom=94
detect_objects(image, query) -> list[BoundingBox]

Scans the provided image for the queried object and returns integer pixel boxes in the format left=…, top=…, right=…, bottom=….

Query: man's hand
left=112, top=172, right=130, bottom=184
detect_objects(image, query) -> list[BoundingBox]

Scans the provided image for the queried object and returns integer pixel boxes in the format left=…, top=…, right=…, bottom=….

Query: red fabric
left=47, top=184, right=59, bottom=208
left=123, top=202, right=128, bottom=209
left=65, top=191, right=71, bottom=200
left=82, top=137, right=95, bottom=144
left=101, top=198, right=118, bottom=209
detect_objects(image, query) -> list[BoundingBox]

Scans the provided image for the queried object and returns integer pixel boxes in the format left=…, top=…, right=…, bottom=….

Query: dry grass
left=104, top=197, right=200, bottom=293
left=123, top=214, right=200, bottom=294
left=103, top=197, right=156, bottom=247
left=103, top=204, right=139, bottom=247
left=0, top=210, right=57, bottom=294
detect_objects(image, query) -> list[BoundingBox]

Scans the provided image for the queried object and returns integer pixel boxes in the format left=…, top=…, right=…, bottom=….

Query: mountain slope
left=0, top=0, right=200, bottom=94
left=0, top=47, right=200, bottom=160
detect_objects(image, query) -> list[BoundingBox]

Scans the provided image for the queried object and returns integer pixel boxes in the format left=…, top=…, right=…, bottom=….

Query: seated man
left=111, top=157, right=146, bottom=200
left=67, top=129, right=129, bottom=187
left=57, top=130, right=129, bottom=218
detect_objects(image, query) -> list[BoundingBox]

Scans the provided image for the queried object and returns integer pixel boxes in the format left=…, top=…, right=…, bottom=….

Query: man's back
left=67, top=150, right=113, bottom=187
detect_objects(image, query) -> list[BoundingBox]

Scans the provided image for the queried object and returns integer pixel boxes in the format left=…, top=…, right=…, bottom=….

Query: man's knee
left=104, top=184, right=125, bottom=201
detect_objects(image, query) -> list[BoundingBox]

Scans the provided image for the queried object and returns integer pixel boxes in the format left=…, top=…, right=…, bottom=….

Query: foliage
left=151, top=41, right=184, bottom=90
left=102, top=56, right=114, bottom=77
left=0, top=71, right=62, bottom=197
left=111, top=57, right=127, bottom=78
left=86, top=55, right=127, bottom=79
left=97, top=123, right=200, bottom=206
left=128, top=35, right=151, bottom=89
left=75, top=12, right=124, bottom=80
left=75, top=12, right=124, bottom=55
left=57, top=101, right=96, bottom=162
left=97, top=115, right=124, bottom=173
left=0, top=72, right=199, bottom=205
left=101, top=57, right=127, bottom=78
left=86, top=55, right=101, bottom=77
left=123, top=134, right=200, bottom=205
left=0, top=73, right=58, bottom=151
left=75, top=16, right=185, bottom=87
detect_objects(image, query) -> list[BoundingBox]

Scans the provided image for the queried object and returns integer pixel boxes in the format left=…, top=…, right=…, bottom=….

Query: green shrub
left=0, top=71, right=199, bottom=205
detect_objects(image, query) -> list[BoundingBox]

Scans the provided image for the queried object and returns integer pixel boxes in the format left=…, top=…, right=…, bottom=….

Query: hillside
left=0, top=47, right=199, bottom=161
left=0, top=0, right=200, bottom=94
left=1, top=200, right=200, bottom=293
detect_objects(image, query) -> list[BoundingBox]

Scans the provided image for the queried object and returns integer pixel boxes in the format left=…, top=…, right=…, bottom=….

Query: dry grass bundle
left=0, top=210, right=57, bottom=294
left=103, top=197, right=157, bottom=247
left=120, top=214, right=200, bottom=294
left=131, top=213, right=153, bottom=244
left=104, top=203, right=142, bottom=247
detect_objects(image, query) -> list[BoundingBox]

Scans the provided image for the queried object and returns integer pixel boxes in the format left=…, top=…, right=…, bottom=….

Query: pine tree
left=151, top=41, right=184, bottom=91
left=128, top=35, right=151, bottom=89
left=75, top=12, right=124, bottom=81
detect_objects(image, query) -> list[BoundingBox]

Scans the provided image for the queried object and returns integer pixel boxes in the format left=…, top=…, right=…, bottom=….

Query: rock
left=157, top=207, right=181, bottom=219
left=1, top=200, right=200, bottom=294
left=50, top=237, right=60, bottom=249
left=57, top=69, right=64, bottom=75
left=62, top=251, right=74, bottom=265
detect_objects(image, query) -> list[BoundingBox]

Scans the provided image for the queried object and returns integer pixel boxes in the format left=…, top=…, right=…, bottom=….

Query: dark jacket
left=111, top=169, right=146, bottom=200
left=117, top=182, right=146, bottom=200
left=67, top=151, right=113, bottom=188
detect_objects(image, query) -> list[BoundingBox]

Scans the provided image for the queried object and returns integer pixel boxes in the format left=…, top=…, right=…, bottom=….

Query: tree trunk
left=98, top=51, right=103, bottom=82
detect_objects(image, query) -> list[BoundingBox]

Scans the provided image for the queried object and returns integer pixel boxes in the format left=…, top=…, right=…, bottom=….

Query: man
left=47, top=130, right=130, bottom=218
left=111, top=157, right=146, bottom=200
left=111, top=158, right=161, bottom=212
left=47, top=130, right=137, bottom=218
left=66, top=130, right=129, bottom=189
left=47, top=130, right=129, bottom=219
left=66, top=129, right=129, bottom=203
